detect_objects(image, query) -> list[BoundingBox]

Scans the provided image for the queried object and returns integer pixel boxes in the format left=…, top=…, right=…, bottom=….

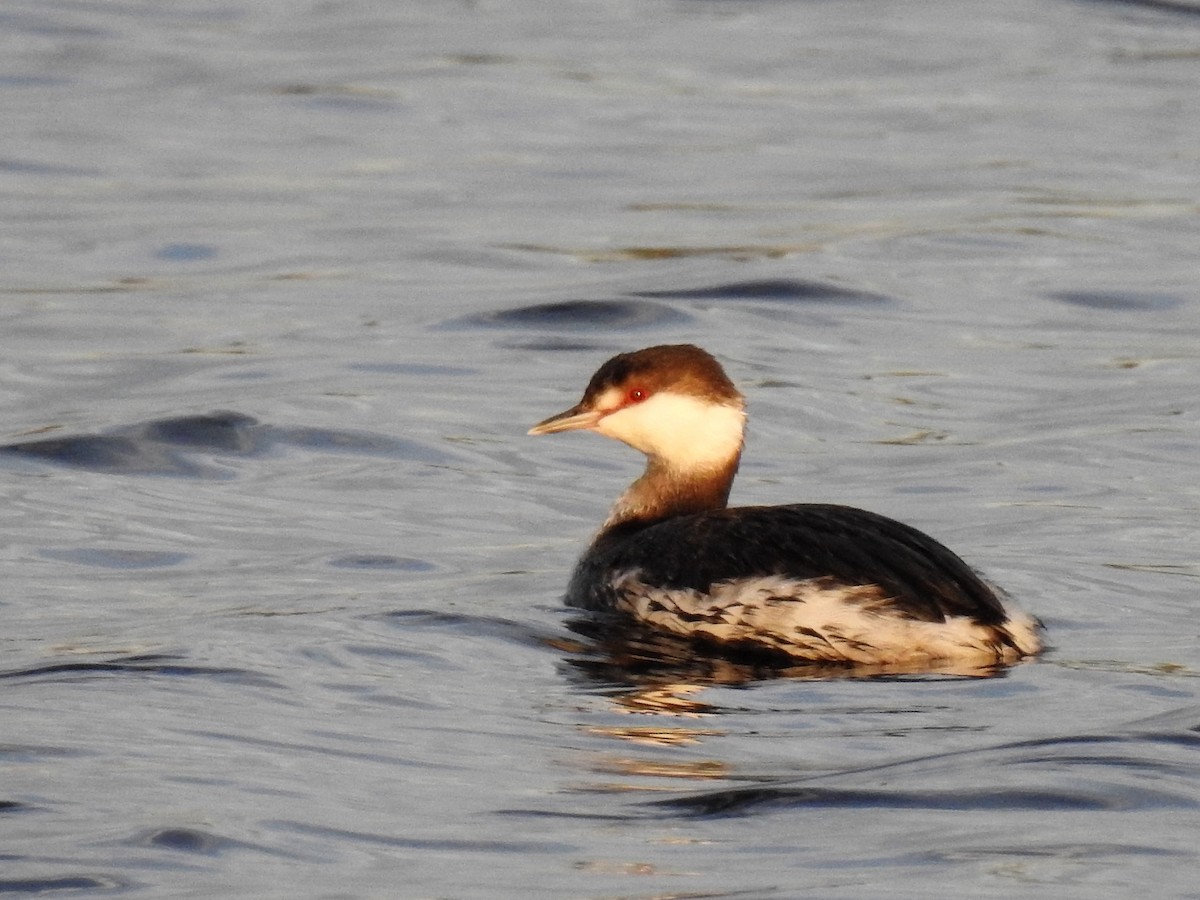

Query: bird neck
left=601, top=454, right=740, bottom=532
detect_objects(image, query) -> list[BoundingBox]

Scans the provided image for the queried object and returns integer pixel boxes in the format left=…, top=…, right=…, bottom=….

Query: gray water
left=3, top=0, right=1200, bottom=896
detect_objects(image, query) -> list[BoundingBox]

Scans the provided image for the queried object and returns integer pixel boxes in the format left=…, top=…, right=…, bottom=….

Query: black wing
left=569, top=503, right=1006, bottom=624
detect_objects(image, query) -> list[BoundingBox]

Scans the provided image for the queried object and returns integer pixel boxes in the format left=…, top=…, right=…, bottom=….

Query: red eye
left=626, top=387, right=647, bottom=404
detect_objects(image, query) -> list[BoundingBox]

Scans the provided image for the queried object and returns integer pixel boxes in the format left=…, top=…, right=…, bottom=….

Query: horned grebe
left=529, top=344, right=1042, bottom=669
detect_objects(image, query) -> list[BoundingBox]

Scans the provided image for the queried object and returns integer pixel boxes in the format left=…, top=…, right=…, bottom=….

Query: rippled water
left=3, top=0, right=1200, bottom=896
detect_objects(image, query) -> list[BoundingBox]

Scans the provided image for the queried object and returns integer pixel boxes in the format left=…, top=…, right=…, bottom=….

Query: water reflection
left=562, top=616, right=1024, bottom=699
left=558, top=614, right=1031, bottom=787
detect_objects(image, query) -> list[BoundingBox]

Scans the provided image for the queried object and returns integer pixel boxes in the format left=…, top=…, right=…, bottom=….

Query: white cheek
left=596, top=401, right=659, bottom=451
left=598, top=393, right=744, bottom=469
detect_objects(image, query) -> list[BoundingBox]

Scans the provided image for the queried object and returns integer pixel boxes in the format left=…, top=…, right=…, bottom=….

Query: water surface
left=2, top=0, right=1199, bottom=896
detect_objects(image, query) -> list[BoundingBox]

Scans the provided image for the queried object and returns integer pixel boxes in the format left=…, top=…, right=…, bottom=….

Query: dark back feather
left=570, top=503, right=1005, bottom=625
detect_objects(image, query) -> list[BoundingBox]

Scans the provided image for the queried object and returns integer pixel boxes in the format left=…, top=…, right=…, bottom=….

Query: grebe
left=529, top=344, right=1042, bottom=668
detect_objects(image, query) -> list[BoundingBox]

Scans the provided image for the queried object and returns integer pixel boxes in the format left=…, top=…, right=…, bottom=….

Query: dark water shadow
left=1, top=157, right=103, bottom=177
left=0, top=411, right=454, bottom=477
left=632, top=278, right=893, bottom=306
left=134, top=826, right=235, bottom=855
left=347, top=362, right=476, bottom=377
left=329, top=555, right=437, bottom=572
left=0, top=876, right=127, bottom=894
left=647, top=709, right=1200, bottom=820
left=38, top=548, right=191, bottom=569
left=129, top=825, right=289, bottom=859
left=441, top=298, right=693, bottom=332
left=506, top=708, right=1200, bottom=828
left=658, top=784, right=1143, bottom=815
left=378, top=608, right=561, bottom=650
left=440, top=279, right=891, bottom=342
left=266, top=818, right=575, bottom=855
left=0, top=653, right=280, bottom=688
left=1078, top=0, right=1200, bottom=17
left=1050, top=289, right=1186, bottom=311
